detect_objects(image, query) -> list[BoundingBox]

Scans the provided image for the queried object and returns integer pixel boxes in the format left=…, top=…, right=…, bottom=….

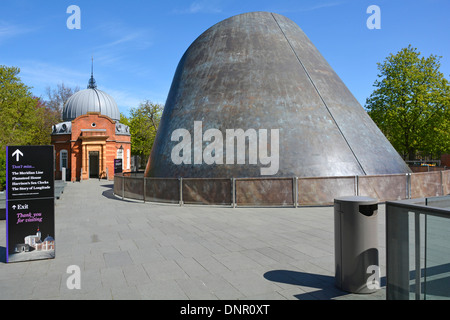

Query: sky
left=1, top=0, right=449, bottom=117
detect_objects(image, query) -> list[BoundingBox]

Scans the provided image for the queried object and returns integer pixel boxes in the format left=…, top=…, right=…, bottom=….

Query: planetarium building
left=51, top=72, right=131, bottom=181
left=146, top=11, right=410, bottom=179
left=115, top=12, right=448, bottom=207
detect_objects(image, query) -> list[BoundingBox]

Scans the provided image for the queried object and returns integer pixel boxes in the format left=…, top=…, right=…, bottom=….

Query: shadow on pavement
left=264, top=269, right=386, bottom=300
left=100, top=183, right=137, bottom=203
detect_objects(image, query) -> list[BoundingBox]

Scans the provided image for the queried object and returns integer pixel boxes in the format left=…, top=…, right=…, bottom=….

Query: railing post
left=293, top=176, right=298, bottom=208
left=407, top=173, right=412, bottom=199
left=179, top=177, right=183, bottom=206
left=232, top=178, right=236, bottom=208
left=143, top=176, right=146, bottom=203
left=405, top=173, right=411, bottom=199
left=121, top=175, right=125, bottom=200
left=230, top=178, right=234, bottom=208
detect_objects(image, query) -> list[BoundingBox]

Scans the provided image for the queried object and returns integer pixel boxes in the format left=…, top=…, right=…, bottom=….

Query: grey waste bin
left=334, top=196, right=379, bottom=294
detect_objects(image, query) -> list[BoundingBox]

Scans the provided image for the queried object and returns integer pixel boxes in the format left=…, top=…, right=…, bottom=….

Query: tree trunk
left=408, top=149, right=416, bottom=161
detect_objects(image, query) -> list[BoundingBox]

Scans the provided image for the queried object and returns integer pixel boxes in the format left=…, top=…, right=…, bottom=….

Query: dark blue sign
left=6, top=146, right=55, bottom=263
left=114, top=158, right=123, bottom=174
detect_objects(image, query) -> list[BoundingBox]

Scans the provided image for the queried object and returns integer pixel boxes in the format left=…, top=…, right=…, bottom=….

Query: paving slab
left=0, top=179, right=387, bottom=300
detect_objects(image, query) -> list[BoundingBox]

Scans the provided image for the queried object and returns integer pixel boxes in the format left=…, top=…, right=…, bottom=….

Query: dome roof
left=62, top=74, right=120, bottom=121
left=44, top=235, right=54, bottom=242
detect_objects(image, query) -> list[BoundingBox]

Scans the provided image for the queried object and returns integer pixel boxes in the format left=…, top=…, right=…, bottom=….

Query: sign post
left=6, top=145, right=55, bottom=263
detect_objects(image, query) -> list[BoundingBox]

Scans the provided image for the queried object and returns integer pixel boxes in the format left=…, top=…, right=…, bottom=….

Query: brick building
left=442, top=154, right=450, bottom=167
left=51, top=72, right=131, bottom=181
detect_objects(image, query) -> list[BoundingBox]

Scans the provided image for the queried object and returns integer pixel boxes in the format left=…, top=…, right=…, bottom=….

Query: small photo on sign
left=7, top=198, right=55, bottom=262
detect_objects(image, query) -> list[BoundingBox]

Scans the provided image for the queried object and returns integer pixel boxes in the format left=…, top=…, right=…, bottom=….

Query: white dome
left=62, top=75, right=120, bottom=121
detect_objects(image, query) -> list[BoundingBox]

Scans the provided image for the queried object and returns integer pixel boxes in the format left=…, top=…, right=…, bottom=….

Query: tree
left=0, top=65, right=45, bottom=189
left=31, top=97, right=60, bottom=146
left=124, top=100, right=163, bottom=163
left=365, top=45, right=450, bottom=161
left=0, top=68, right=81, bottom=190
left=45, top=82, right=80, bottom=120
left=0, top=66, right=39, bottom=148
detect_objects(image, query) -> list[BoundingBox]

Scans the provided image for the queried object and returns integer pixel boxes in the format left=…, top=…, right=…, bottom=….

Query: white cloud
left=104, top=87, right=142, bottom=111
left=173, top=0, right=223, bottom=14
left=300, top=1, right=344, bottom=12
left=0, top=21, right=35, bottom=43
left=94, top=21, right=153, bottom=48
left=95, top=30, right=153, bottom=51
left=271, top=1, right=345, bottom=14
left=15, top=59, right=158, bottom=115
left=17, top=60, right=86, bottom=96
left=89, top=23, right=154, bottom=71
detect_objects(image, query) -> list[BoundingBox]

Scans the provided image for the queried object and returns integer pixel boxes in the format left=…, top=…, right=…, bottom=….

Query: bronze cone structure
left=145, top=12, right=410, bottom=178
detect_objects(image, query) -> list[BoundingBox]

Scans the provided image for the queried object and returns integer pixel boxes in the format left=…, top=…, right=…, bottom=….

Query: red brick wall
left=71, top=140, right=82, bottom=181
left=51, top=112, right=131, bottom=181
left=71, top=112, right=116, bottom=137
left=51, top=134, right=71, bottom=180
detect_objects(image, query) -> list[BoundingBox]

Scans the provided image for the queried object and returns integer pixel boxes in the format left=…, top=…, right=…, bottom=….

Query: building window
left=127, top=149, right=130, bottom=170
left=117, top=146, right=123, bottom=169
left=60, top=150, right=68, bottom=171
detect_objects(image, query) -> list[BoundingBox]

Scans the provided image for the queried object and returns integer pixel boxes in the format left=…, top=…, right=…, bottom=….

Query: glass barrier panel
left=182, top=178, right=231, bottom=205
left=236, top=178, right=293, bottom=206
left=144, top=178, right=180, bottom=204
left=386, top=205, right=424, bottom=300
left=358, top=174, right=407, bottom=202
left=411, top=172, right=442, bottom=199
left=298, top=176, right=355, bottom=206
left=442, top=171, right=450, bottom=195
left=123, top=177, right=144, bottom=201
left=114, top=175, right=123, bottom=197
left=424, top=214, right=450, bottom=300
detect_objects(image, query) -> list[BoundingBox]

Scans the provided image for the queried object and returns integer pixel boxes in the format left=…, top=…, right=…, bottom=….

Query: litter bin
left=334, top=196, right=379, bottom=294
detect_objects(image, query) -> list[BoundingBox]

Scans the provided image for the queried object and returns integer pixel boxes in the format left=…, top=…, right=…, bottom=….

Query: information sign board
left=114, top=159, right=123, bottom=174
left=6, top=146, right=55, bottom=263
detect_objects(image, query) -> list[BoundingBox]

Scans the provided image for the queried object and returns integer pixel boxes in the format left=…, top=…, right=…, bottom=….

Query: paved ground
left=0, top=179, right=386, bottom=300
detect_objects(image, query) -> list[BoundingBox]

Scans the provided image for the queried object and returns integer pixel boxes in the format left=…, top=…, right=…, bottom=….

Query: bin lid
left=334, top=196, right=378, bottom=204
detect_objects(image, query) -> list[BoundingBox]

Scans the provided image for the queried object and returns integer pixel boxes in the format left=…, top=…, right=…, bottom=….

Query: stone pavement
left=0, top=179, right=386, bottom=300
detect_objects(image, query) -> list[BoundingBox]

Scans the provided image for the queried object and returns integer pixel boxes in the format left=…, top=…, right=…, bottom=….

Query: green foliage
left=0, top=66, right=39, bottom=148
left=365, top=45, right=450, bottom=160
left=123, top=100, right=163, bottom=164
left=0, top=65, right=61, bottom=190
left=0, top=153, right=5, bottom=190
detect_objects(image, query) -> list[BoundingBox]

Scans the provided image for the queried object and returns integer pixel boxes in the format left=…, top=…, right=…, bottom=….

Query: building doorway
left=89, top=151, right=99, bottom=178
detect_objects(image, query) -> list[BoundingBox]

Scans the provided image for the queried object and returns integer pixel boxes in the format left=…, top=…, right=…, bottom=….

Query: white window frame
left=127, top=149, right=130, bottom=170
left=117, top=148, right=124, bottom=169
left=60, top=149, right=68, bottom=171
